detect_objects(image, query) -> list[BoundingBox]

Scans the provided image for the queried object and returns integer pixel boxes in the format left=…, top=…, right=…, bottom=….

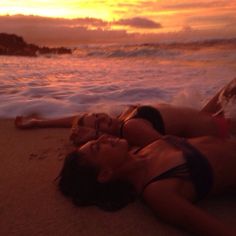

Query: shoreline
left=0, top=119, right=235, bottom=236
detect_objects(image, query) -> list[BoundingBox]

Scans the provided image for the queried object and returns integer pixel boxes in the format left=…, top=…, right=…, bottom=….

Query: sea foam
left=0, top=43, right=236, bottom=118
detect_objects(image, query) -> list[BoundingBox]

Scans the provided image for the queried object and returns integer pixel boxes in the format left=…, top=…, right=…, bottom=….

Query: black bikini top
left=120, top=105, right=165, bottom=137
left=140, top=136, right=213, bottom=201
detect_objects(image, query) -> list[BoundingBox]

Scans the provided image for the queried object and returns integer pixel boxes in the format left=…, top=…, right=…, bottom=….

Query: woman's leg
left=201, top=78, right=236, bottom=115
left=15, top=115, right=77, bottom=129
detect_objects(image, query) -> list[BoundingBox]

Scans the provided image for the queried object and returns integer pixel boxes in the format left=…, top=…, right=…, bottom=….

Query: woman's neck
left=114, top=151, right=152, bottom=194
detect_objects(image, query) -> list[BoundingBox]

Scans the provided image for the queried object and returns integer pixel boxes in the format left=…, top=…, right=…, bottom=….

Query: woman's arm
left=15, top=115, right=77, bottom=129
left=201, top=90, right=223, bottom=114
left=201, top=78, right=236, bottom=115
left=143, top=180, right=235, bottom=236
left=117, top=105, right=138, bottom=121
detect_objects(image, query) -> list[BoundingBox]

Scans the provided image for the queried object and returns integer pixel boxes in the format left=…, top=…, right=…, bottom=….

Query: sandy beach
left=0, top=119, right=235, bottom=236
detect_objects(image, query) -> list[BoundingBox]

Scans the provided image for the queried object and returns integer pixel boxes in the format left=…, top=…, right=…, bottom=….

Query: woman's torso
left=120, top=104, right=219, bottom=138
left=136, top=136, right=236, bottom=201
left=156, top=104, right=218, bottom=137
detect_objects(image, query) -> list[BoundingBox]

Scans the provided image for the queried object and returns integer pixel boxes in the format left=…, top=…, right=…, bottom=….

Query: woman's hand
left=70, top=126, right=99, bottom=146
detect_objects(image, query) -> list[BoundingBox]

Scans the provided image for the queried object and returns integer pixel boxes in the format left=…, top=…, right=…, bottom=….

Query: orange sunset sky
left=0, top=0, right=236, bottom=46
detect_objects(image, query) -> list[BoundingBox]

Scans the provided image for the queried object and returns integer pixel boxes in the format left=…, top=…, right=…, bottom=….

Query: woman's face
left=79, top=135, right=129, bottom=171
left=81, top=113, right=119, bottom=134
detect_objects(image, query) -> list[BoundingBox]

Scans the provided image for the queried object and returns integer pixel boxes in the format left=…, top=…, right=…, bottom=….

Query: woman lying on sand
left=15, top=78, right=236, bottom=146
left=57, top=134, right=236, bottom=236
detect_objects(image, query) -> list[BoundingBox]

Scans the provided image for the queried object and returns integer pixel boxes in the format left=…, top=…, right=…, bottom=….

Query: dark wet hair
left=57, top=150, right=137, bottom=211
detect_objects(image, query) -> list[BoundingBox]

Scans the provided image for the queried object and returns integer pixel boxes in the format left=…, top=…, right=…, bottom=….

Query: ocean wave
left=111, top=87, right=170, bottom=103
left=73, top=39, right=236, bottom=59
left=74, top=44, right=181, bottom=58
left=1, top=44, right=235, bottom=118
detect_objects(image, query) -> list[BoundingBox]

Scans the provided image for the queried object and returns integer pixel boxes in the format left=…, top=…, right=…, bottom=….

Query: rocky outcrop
left=0, top=33, right=72, bottom=56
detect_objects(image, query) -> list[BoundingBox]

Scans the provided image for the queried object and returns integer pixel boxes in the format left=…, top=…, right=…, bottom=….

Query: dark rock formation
left=0, top=33, right=72, bottom=56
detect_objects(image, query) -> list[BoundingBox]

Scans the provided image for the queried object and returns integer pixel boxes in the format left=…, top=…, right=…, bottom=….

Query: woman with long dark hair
left=57, top=134, right=236, bottom=236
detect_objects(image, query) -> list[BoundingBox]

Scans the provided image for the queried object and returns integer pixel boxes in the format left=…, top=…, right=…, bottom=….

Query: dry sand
left=0, top=119, right=235, bottom=236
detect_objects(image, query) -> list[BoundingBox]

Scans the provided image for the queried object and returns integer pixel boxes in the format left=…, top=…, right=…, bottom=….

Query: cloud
left=71, top=18, right=108, bottom=27
left=0, top=14, right=108, bottom=27
left=0, top=15, right=130, bottom=46
left=137, top=0, right=234, bottom=12
left=188, top=14, right=236, bottom=24
left=115, top=17, right=162, bottom=29
left=0, top=14, right=235, bottom=46
left=0, top=15, right=162, bottom=47
left=134, top=26, right=236, bottom=43
left=159, top=1, right=231, bottom=10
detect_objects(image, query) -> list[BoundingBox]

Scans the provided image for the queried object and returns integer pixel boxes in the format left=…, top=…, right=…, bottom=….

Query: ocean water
left=0, top=43, right=236, bottom=118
